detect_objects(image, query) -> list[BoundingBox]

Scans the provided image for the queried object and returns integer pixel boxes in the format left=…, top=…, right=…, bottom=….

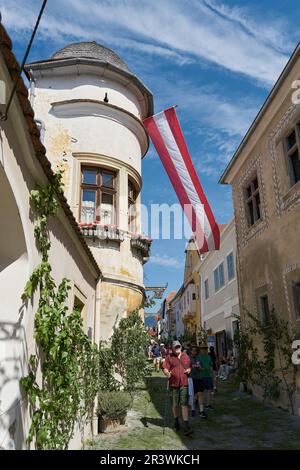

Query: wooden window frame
left=244, top=175, right=261, bottom=227
left=80, top=165, right=117, bottom=224
left=128, top=178, right=137, bottom=232
left=283, top=123, right=300, bottom=187
left=292, top=281, right=300, bottom=321
left=260, top=294, right=270, bottom=326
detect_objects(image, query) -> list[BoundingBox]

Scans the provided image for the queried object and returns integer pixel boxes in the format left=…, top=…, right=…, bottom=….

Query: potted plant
left=97, top=390, right=132, bottom=433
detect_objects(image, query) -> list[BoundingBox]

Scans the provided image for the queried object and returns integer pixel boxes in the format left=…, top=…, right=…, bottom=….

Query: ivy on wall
left=234, top=310, right=300, bottom=414
left=21, top=172, right=99, bottom=450
left=99, top=310, right=152, bottom=393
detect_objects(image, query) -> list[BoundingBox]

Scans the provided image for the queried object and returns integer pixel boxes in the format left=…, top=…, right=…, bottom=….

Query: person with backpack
left=162, top=340, right=193, bottom=436
left=198, top=343, right=214, bottom=418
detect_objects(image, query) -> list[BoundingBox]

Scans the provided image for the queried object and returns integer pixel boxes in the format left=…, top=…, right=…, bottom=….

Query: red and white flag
left=143, top=106, right=220, bottom=254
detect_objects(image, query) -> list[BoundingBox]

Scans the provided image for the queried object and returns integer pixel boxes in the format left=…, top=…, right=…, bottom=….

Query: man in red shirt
left=163, top=340, right=193, bottom=435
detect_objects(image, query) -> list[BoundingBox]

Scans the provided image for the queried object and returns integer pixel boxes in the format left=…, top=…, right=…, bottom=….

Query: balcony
left=130, top=234, right=152, bottom=262
left=80, top=223, right=125, bottom=242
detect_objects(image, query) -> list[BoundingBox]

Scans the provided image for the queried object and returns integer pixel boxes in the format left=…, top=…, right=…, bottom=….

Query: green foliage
left=234, top=310, right=300, bottom=413
left=98, top=347, right=118, bottom=391
left=20, top=172, right=99, bottom=449
left=179, top=330, right=197, bottom=346
left=197, top=327, right=208, bottom=346
left=99, top=310, right=152, bottom=392
left=97, top=391, right=132, bottom=421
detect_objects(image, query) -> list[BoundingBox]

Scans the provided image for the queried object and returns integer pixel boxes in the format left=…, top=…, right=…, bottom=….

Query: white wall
left=0, top=51, right=98, bottom=448
left=199, top=220, right=240, bottom=349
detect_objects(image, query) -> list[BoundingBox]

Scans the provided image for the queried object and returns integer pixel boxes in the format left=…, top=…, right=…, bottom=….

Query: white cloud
left=1, top=0, right=294, bottom=85
left=148, top=253, right=184, bottom=269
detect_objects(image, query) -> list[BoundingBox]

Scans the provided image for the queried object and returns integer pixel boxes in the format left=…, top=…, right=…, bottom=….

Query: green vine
left=234, top=310, right=300, bottom=413
left=99, top=310, right=152, bottom=393
left=21, top=171, right=99, bottom=449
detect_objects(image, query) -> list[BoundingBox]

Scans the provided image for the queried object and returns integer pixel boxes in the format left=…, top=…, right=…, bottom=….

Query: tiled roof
left=51, top=41, right=131, bottom=74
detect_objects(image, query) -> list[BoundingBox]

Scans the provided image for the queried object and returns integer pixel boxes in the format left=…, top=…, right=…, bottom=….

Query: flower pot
left=98, top=412, right=127, bottom=433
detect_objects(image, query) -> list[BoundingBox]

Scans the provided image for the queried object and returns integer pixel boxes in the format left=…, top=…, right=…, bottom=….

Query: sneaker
left=191, top=409, right=196, bottom=417
left=206, top=405, right=214, bottom=411
left=183, top=423, right=194, bottom=436
left=199, top=411, right=208, bottom=419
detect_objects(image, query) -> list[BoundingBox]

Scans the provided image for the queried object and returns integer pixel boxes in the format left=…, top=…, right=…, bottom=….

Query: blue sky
left=2, top=0, right=300, bottom=314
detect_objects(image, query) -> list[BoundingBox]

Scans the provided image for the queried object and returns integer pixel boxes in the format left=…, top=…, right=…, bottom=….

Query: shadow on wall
left=0, top=321, right=27, bottom=450
left=0, top=165, right=29, bottom=449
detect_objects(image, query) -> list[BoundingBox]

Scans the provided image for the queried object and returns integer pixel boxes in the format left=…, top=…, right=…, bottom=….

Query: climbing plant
left=234, top=310, right=300, bottom=413
left=20, top=171, right=99, bottom=449
left=99, top=309, right=152, bottom=392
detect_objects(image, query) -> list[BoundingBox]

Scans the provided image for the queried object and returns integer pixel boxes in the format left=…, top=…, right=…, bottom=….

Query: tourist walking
left=198, top=343, right=214, bottom=418
left=162, top=340, right=193, bottom=436
left=189, top=345, right=203, bottom=417
left=152, top=343, right=162, bottom=372
left=208, top=346, right=218, bottom=392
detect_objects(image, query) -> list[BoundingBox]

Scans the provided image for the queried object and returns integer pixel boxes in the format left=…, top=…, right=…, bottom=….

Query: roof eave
left=25, top=57, right=154, bottom=117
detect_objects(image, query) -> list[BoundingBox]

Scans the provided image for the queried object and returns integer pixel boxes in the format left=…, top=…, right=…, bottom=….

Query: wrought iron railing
left=79, top=223, right=125, bottom=242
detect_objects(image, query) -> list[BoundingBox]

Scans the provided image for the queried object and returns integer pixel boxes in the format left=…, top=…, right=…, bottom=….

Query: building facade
left=157, top=291, right=176, bottom=339
left=181, top=238, right=201, bottom=336
left=169, top=238, right=201, bottom=341
left=220, top=43, right=300, bottom=411
left=0, top=25, right=100, bottom=448
left=172, top=285, right=185, bottom=339
left=25, top=41, right=153, bottom=339
left=198, top=221, right=239, bottom=360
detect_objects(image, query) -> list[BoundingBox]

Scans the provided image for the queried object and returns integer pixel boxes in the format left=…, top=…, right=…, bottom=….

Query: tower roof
left=51, top=41, right=131, bottom=74
left=25, top=41, right=153, bottom=117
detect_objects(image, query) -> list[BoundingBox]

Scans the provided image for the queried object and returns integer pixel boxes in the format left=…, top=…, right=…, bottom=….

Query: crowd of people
left=148, top=339, right=237, bottom=436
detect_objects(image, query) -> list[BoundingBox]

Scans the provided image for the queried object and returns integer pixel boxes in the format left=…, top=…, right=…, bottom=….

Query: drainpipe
left=28, top=69, right=36, bottom=108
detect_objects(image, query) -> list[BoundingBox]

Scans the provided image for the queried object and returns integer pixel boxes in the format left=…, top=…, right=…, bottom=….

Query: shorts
left=199, top=377, right=213, bottom=392
left=170, top=386, right=189, bottom=407
left=192, top=378, right=202, bottom=394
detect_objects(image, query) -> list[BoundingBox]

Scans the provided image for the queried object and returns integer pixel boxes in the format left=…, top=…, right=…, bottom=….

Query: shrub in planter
left=97, top=391, right=132, bottom=433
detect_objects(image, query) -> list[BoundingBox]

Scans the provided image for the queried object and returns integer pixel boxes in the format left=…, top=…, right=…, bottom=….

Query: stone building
left=157, top=291, right=176, bottom=339
left=170, top=238, right=201, bottom=341
left=0, top=25, right=100, bottom=448
left=197, top=221, right=239, bottom=360
left=181, top=238, right=201, bottom=336
left=25, top=41, right=153, bottom=339
left=220, top=43, right=300, bottom=412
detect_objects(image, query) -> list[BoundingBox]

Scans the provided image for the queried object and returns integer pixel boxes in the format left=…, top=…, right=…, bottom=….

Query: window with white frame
left=214, top=262, right=225, bottom=292
left=204, top=278, right=209, bottom=300
left=227, top=252, right=235, bottom=281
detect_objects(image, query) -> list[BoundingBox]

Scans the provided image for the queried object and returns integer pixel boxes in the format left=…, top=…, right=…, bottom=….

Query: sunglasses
left=175, top=346, right=181, bottom=349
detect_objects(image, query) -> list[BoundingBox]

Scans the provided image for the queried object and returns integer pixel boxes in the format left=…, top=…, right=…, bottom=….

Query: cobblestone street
left=89, top=373, right=300, bottom=450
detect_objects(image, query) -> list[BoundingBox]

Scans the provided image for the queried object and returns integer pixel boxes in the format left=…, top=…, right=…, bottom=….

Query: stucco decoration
left=237, top=154, right=269, bottom=248
left=269, top=103, right=300, bottom=216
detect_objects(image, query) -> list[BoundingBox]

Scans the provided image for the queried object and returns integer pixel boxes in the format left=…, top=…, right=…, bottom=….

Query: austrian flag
left=143, top=107, right=220, bottom=254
